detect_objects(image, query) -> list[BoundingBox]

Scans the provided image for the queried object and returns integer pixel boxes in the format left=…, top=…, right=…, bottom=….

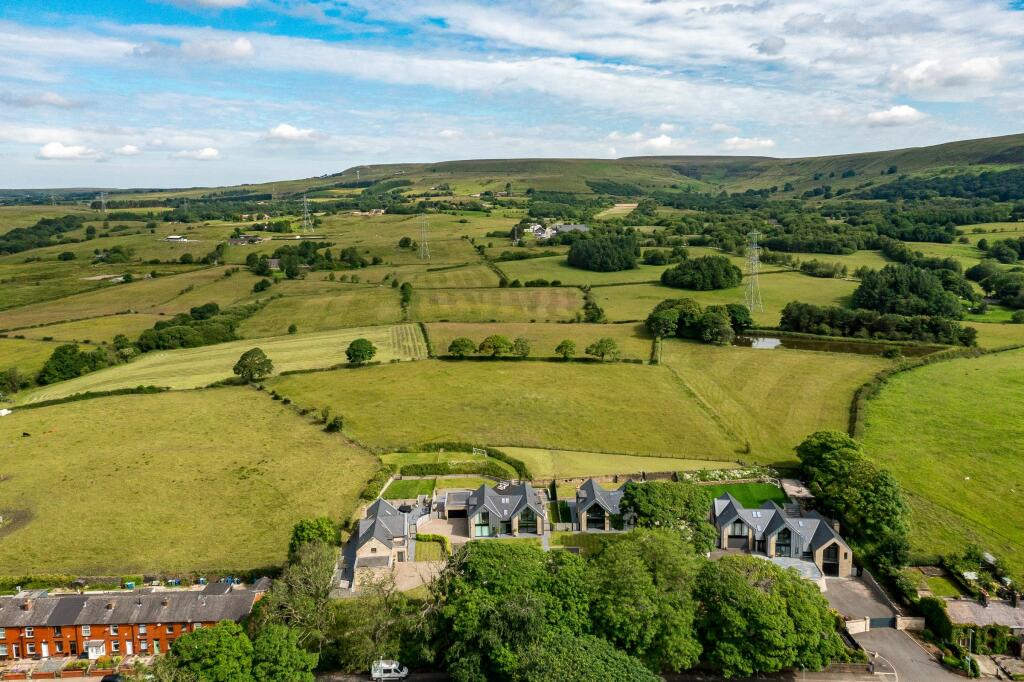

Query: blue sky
left=1, top=0, right=1022, bottom=188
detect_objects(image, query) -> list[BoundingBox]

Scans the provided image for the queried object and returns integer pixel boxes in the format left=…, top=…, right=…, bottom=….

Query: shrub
left=567, top=234, right=638, bottom=272
left=661, top=255, right=742, bottom=290
left=360, top=463, right=396, bottom=501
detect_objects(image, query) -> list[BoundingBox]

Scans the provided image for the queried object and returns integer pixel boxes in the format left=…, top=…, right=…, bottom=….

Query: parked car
left=371, top=659, right=409, bottom=680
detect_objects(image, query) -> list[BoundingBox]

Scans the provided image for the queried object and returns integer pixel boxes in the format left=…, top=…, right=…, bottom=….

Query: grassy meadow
left=501, top=447, right=737, bottom=479
left=659, top=339, right=888, bottom=461
left=861, top=349, right=1024, bottom=574
left=425, top=321, right=653, bottom=360
left=411, top=287, right=584, bottom=323
left=238, top=287, right=402, bottom=337
left=592, top=271, right=858, bottom=325
left=0, top=337, right=89, bottom=375
left=12, top=314, right=166, bottom=344
left=16, top=324, right=427, bottom=403
left=268, top=359, right=745, bottom=460
left=0, top=388, right=379, bottom=574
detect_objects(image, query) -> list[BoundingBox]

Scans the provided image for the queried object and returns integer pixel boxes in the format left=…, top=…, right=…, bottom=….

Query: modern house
left=0, top=581, right=267, bottom=661
left=354, top=498, right=410, bottom=571
left=710, top=493, right=853, bottom=578
left=576, top=479, right=626, bottom=531
left=466, top=481, right=546, bottom=538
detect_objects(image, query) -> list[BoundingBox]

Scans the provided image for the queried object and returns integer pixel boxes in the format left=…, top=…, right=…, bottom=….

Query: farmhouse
left=467, top=481, right=546, bottom=537
left=354, top=498, right=410, bottom=570
left=228, top=234, right=265, bottom=246
left=163, top=235, right=188, bottom=243
left=711, top=493, right=853, bottom=578
left=0, top=581, right=268, bottom=661
left=576, top=479, right=626, bottom=531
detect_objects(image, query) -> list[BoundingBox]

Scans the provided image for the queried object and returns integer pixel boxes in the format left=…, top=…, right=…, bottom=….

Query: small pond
left=733, top=335, right=941, bottom=357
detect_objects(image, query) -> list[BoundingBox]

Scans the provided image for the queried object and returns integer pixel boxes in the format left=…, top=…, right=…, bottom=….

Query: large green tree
left=232, top=348, right=273, bottom=382
left=478, top=334, right=513, bottom=356
left=169, top=621, right=253, bottom=682
left=620, top=481, right=716, bottom=553
left=345, top=338, right=377, bottom=364
left=288, top=518, right=337, bottom=563
left=251, top=624, right=318, bottom=682
left=447, top=337, right=477, bottom=358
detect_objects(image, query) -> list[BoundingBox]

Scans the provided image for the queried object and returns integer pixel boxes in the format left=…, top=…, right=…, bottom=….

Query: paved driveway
left=855, top=629, right=962, bottom=682
left=824, top=576, right=897, bottom=619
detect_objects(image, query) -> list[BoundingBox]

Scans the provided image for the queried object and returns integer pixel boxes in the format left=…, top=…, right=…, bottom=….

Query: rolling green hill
left=95, top=133, right=1024, bottom=201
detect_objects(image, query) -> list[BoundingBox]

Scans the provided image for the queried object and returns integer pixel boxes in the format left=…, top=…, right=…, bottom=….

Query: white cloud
left=37, top=141, right=99, bottom=160
left=890, top=57, right=1003, bottom=97
left=711, top=123, right=739, bottom=134
left=114, top=144, right=141, bottom=156
left=174, top=147, right=220, bottom=160
left=722, top=136, right=776, bottom=151
left=438, top=129, right=461, bottom=139
left=657, top=123, right=676, bottom=133
left=866, top=105, right=927, bottom=127
left=643, top=134, right=674, bottom=150
left=266, top=123, right=317, bottom=141
left=0, top=91, right=78, bottom=108
left=181, top=36, right=254, bottom=60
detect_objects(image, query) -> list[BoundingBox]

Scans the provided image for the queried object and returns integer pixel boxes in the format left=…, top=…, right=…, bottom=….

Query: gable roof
left=466, top=481, right=545, bottom=522
left=576, top=479, right=625, bottom=516
left=357, top=498, right=408, bottom=550
left=0, top=585, right=265, bottom=628
left=710, top=493, right=848, bottom=553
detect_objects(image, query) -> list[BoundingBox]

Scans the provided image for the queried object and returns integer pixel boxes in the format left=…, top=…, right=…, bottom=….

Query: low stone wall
left=846, top=617, right=871, bottom=634
left=897, top=616, right=926, bottom=631
left=532, top=470, right=677, bottom=490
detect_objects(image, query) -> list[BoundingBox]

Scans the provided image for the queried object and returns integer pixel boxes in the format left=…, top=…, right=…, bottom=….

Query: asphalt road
left=854, top=629, right=962, bottom=682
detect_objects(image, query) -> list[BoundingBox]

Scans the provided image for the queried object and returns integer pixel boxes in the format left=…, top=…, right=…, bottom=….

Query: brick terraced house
left=0, top=580, right=268, bottom=661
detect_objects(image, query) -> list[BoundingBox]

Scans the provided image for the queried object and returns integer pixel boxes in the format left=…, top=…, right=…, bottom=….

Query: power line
left=745, top=229, right=764, bottom=313
left=419, top=215, right=430, bottom=260
left=301, top=195, right=312, bottom=232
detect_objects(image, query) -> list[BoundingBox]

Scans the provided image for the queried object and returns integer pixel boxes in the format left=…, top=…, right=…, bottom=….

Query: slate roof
left=356, top=498, right=408, bottom=550
left=466, top=481, right=545, bottom=522
left=711, top=492, right=848, bottom=554
left=576, top=479, right=625, bottom=516
left=554, top=223, right=589, bottom=233
left=0, top=585, right=265, bottom=628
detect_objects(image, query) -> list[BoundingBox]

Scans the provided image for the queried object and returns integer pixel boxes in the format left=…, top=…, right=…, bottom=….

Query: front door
left=126, top=640, right=133, bottom=655
left=70, top=641, right=77, bottom=656
left=500, top=520, right=512, bottom=535
left=12, top=644, right=20, bottom=659
left=41, top=642, right=49, bottom=658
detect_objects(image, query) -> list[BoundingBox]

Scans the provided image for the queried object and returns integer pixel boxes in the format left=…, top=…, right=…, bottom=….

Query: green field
left=704, top=482, right=788, bottom=507
left=499, top=256, right=672, bottom=286
left=660, top=339, right=887, bottom=461
left=425, top=321, right=653, bottom=360
left=16, top=324, right=428, bottom=404
left=592, top=271, right=858, bottom=326
left=0, top=337, right=85, bottom=375
left=381, top=451, right=518, bottom=478
left=13, top=314, right=165, bottom=344
left=861, top=349, right=1024, bottom=574
left=0, top=388, right=378, bottom=574
left=238, top=287, right=402, bottom=337
left=383, top=479, right=437, bottom=499
left=411, top=287, right=584, bottom=323
left=269, top=359, right=743, bottom=460
left=969, top=321, right=1024, bottom=348
left=501, top=447, right=736, bottom=479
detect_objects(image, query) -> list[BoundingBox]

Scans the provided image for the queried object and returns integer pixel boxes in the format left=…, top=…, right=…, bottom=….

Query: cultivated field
left=410, top=287, right=584, bottom=323
left=0, top=388, right=379, bottom=574
left=659, top=339, right=888, bottom=461
left=16, top=324, right=427, bottom=403
left=268, top=360, right=743, bottom=459
left=498, top=257, right=672, bottom=286
left=861, top=349, right=1024, bottom=574
left=501, top=447, right=737, bottom=479
left=425, top=322, right=653, bottom=360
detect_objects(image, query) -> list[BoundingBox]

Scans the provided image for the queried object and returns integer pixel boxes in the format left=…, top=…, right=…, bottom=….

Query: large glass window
left=775, top=529, right=792, bottom=557
left=520, top=508, right=538, bottom=534
left=729, top=520, right=746, bottom=537
left=474, top=511, right=491, bottom=537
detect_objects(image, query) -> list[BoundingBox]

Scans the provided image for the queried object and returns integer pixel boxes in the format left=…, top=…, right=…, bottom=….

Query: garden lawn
left=861, top=348, right=1024, bottom=574
left=15, top=324, right=427, bottom=404
left=415, top=540, right=444, bottom=562
left=660, top=339, right=887, bottom=463
left=425, top=322, right=653, bottom=360
left=549, top=532, right=620, bottom=556
left=704, top=483, right=788, bottom=507
left=268, top=359, right=744, bottom=461
left=0, top=388, right=378, bottom=575
left=383, top=479, right=436, bottom=499
left=500, top=446, right=736, bottom=479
